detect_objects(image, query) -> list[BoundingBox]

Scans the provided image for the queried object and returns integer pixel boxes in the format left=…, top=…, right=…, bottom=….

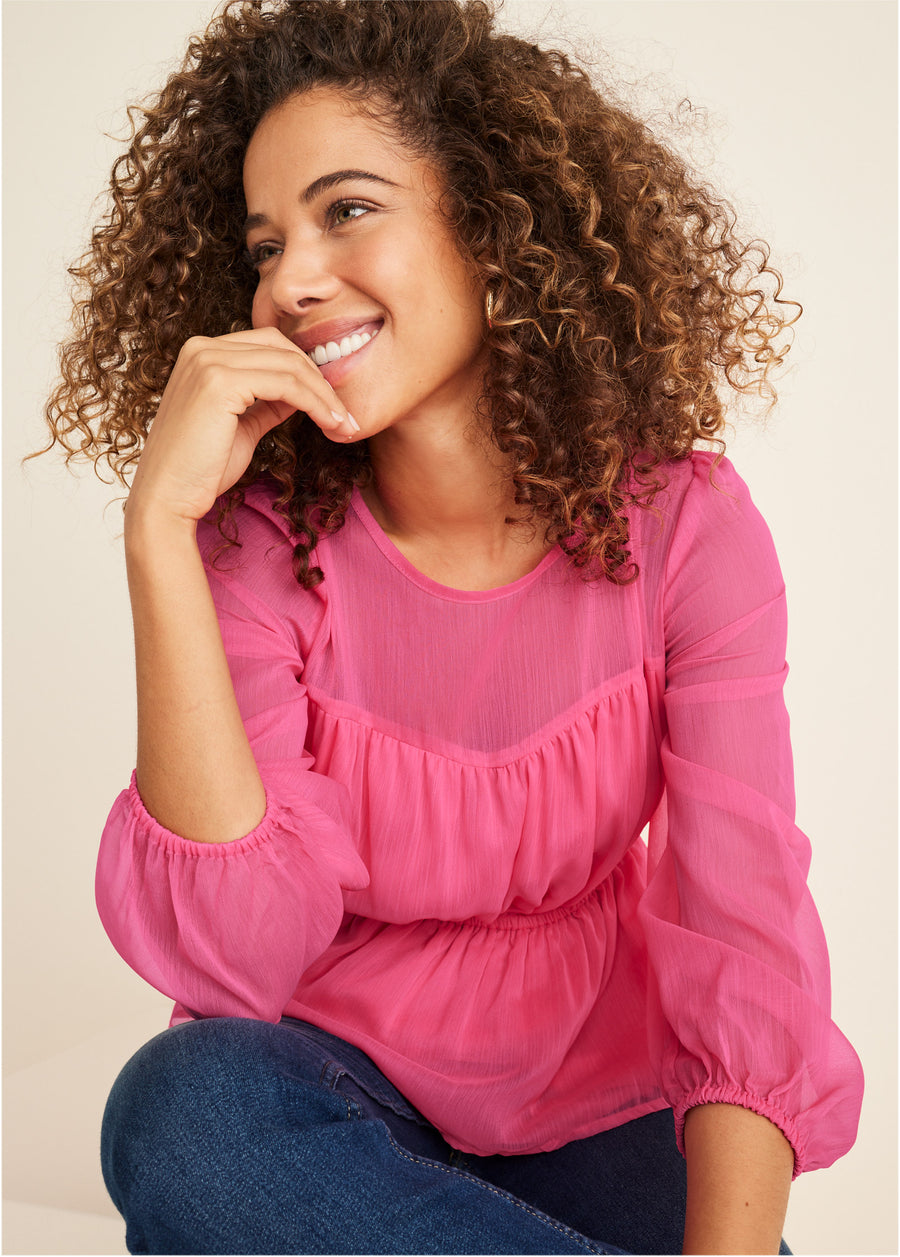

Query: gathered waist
left=281, top=838, right=658, bottom=1156
left=456, top=883, right=608, bottom=932
left=360, top=837, right=650, bottom=936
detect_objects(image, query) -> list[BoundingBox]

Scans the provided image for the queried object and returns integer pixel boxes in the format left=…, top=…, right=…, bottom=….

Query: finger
left=187, top=337, right=317, bottom=371
left=175, top=334, right=362, bottom=441
left=183, top=332, right=355, bottom=421
left=211, top=327, right=313, bottom=359
left=241, top=397, right=354, bottom=444
left=218, top=366, right=360, bottom=439
left=181, top=331, right=322, bottom=380
left=187, top=348, right=356, bottom=428
left=210, top=329, right=308, bottom=354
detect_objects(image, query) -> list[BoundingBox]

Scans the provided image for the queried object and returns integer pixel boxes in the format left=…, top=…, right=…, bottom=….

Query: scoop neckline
left=349, top=485, right=564, bottom=602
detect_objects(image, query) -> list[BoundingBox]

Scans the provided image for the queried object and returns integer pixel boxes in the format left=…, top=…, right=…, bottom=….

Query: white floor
left=3, top=1006, right=167, bottom=1257
left=3, top=1200, right=126, bottom=1256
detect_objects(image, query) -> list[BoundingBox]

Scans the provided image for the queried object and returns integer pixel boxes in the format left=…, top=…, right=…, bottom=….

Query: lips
left=292, top=318, right=383, bottom=363
left=310, top=328, right=376, bottom=365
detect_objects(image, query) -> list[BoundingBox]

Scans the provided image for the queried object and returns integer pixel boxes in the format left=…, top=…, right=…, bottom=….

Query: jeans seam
left=379, top=1127, right=607, bottom=1254
left=282, top=1019, right=427, bottom=1119
left=318, top=1060, right=343, bottom=1089
left=322, top=1057, right=430, bottom=1126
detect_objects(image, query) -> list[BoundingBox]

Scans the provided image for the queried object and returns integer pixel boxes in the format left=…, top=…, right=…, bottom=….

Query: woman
left=43, top=1, right=863, bottom=1252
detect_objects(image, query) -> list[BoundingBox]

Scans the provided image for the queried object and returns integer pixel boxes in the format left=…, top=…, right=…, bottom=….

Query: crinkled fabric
left=96, top=453, right=863, bottom=1174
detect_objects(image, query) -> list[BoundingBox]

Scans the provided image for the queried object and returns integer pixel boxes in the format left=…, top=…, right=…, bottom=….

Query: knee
left=100, top=1017, right=366, bottom=1252
left=100, top=1017, right=276, bottom=1213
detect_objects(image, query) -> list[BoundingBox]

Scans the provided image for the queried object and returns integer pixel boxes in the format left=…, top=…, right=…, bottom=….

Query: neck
left=360, top=409, right=552, bottom=590
left=364, top=415, right=520, bottom=549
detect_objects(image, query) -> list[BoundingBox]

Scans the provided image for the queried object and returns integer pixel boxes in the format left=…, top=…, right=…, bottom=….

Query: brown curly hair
left=43, top=0, right=798, bottom=586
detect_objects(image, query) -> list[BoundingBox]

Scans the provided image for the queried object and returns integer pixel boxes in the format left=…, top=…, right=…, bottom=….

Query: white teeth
left=308, top=329, right=374, bottom=366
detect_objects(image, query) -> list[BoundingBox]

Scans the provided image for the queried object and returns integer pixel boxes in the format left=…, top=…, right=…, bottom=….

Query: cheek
left=356, top=246, right=412, bottom=299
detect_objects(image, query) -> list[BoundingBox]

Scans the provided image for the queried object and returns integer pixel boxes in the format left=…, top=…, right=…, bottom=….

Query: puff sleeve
left=95, top=503, right=369, bottom=1022
left=637, top=456, right=864, bottom=1176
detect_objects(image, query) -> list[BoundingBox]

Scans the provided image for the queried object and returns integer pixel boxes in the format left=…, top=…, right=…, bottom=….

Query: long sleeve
left=95, top=503, right=370, bottom=1022
left=637, top=456, right=864, bottom=1176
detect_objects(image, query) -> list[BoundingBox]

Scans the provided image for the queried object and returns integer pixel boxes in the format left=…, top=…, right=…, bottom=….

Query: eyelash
left=328, top=198, right=372, bottom=227
left=245, top=198, right=374, bottom=269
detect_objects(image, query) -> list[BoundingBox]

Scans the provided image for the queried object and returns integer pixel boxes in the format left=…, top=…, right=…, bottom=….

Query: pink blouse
left=96, top=452, right=863, bottom=1174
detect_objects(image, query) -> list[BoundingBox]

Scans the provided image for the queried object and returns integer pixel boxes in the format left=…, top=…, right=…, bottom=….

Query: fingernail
left=330, top=409, right=345, bottom=429
left=346, top=413, right=361, bottom=432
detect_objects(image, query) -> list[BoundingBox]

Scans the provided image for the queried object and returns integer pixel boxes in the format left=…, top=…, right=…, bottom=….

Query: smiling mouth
left=309, top=323, right=381, bottom=366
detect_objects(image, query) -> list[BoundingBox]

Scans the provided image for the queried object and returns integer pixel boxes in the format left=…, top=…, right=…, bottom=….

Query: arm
left=97, top=529, right=369, bottom=1020
left=126, top=507, right=266, bottom=842
left=95, top=329, right=368, bottom=1019
left=683, top=1103, right=793, bottom=1255
left=638, top=455, right=863, bottom=1195
left=123, top=326, right=358, bottom=843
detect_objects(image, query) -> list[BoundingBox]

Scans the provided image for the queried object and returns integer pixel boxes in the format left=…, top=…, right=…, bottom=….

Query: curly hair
left=43, top=0, right=799, bottom=586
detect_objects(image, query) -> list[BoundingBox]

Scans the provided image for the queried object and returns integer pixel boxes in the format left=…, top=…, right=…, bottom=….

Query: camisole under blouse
left=96, top=452, right=864, bottom=1175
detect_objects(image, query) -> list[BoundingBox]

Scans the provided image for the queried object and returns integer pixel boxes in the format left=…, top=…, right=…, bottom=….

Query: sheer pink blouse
left=96, top=452, right=863, bottom=1174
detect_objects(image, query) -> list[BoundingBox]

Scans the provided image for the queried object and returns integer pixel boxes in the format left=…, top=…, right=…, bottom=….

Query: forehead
left=243, top=87, right=426, bottom=193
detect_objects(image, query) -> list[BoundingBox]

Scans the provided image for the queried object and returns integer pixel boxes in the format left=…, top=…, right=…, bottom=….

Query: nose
left=262, top=239, right=341, bottom=318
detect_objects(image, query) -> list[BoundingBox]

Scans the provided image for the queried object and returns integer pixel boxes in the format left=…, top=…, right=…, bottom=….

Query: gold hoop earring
left=485, top=289, right=494, bottom=330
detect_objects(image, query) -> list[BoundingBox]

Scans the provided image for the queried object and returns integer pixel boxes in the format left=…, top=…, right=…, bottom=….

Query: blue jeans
left=99, top=1016, right=767, bottom=1255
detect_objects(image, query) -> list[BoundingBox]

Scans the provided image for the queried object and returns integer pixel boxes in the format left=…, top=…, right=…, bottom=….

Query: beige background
left=3, top=2, right=896, bottom=1253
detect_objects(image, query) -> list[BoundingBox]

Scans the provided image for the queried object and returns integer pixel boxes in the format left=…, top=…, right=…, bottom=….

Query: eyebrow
left=242, top=169, right=400, bottom=236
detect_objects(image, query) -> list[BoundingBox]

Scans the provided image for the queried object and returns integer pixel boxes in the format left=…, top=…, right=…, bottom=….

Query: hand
left=126, top=326, right=360, bottom=527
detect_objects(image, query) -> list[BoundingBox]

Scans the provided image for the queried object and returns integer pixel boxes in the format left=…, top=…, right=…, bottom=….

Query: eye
left=245, top=241, right=282, bottom=270
left=329, top=200, right=371, bottom=227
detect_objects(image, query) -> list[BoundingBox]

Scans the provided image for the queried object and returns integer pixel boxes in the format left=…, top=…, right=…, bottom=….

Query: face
left=243, top=88, right=487, bottom=441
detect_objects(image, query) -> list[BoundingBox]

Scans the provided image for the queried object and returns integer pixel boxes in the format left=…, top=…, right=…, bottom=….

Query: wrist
left=124, top=495, right=200, bottom=553
left=683, top=1103, right=793, bottom=1255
